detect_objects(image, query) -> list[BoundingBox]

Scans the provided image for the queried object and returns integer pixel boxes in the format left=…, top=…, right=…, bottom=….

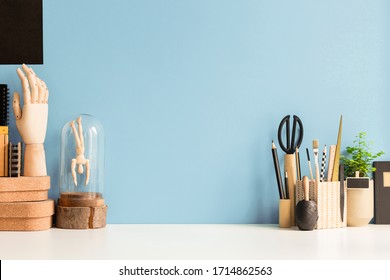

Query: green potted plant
left=341, top=132, right=384, bottom=178
left=341, top=132, right=384, bottom=226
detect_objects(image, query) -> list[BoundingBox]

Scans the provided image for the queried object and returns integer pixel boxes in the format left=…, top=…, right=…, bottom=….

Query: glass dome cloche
left=56, top=114, right=107, bottom=229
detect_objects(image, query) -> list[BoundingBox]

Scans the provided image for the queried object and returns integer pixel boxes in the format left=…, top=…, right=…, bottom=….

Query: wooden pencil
left=0, top=133, right=4, bottom=176
left=4, top=134, right=8, bottom=176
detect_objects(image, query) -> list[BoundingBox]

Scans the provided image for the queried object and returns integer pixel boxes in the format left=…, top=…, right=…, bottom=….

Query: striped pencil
left=320, top=145, right=327, bottom=182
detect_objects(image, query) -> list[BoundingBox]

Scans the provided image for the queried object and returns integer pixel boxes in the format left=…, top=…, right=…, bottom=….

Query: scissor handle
left=277, top=115, right=290, bottom=153
left=277, top=115, right=304, bottom=154
left=292, top=115, right=304, bottom=149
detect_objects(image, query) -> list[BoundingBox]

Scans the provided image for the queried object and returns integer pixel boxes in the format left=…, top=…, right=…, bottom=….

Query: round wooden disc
left=58, top=192, right=105, bottom=207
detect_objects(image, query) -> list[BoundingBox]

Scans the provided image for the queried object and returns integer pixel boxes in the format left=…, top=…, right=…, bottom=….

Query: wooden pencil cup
left=347, top=179, right=373, bottom=227
left=279, top=199, right=291, bottom=228
left=284, top=154, right=296, bottom=225
left=296, top=180, right=347, bottom=229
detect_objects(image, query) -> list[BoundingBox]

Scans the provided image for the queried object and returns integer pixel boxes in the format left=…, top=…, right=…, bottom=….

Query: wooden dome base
left=58, top=192, right=104, bottom=207
left=56, top=204, right=107, bottom=229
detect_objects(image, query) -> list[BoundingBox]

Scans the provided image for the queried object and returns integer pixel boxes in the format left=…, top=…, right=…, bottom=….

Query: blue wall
left=0, top=0, right=389, bottom=223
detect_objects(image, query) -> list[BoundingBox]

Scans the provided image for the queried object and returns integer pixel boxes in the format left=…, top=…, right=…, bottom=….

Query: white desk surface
left=1, top=224, right=390, bottom=260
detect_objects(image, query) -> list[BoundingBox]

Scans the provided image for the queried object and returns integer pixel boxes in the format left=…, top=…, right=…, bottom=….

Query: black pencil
left=285, top=171, right=289, bottom=199
left=272, top=140, right=284, bottom=199
left=295, top=147, right=301, bottom=181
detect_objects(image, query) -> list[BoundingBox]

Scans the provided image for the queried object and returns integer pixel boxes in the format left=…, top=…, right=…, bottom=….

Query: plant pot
left=347, top=179, right=373, bottom=226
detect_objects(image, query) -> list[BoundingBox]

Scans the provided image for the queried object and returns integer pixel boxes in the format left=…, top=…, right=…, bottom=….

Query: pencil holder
left=347, top=179, right=373, bottom=227
left=296, top=180, right=347, bottom=229
left=279, top=199, right=291, bottom=228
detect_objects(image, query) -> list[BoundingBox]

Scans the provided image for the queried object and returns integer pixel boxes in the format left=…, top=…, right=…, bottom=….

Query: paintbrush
left=313, top=139, right=320, bottom=183
left=306, top=148, right=314, bottom=181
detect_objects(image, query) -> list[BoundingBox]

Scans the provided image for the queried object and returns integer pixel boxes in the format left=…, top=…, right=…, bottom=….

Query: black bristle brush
left=0, top=84, right=9, bottom=126
left=0, top=84, right=9, bottom=177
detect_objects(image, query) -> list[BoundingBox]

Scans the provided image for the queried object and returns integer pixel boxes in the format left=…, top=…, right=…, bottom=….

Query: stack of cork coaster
left=0, top=176, right=54, bottom=231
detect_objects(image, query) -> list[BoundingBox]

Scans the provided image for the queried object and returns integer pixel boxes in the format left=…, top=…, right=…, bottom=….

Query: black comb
left=0, top=84, right=9, bottom=126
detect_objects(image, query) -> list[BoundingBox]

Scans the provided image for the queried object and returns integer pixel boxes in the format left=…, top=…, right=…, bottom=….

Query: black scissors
left=277, top=115, right=304, bottom=154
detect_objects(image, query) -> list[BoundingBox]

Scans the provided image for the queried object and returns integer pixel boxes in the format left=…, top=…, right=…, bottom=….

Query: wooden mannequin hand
left=12, top=64, right=49, bottom=176
left=13, top=64, right=48, bottom=144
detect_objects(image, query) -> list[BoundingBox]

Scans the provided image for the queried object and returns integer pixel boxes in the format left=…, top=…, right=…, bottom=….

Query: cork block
left=56, top=205, right=107, bottom=229
left=0, top=199, right=55, bottom=231
left=0, top=176, right=50, bottom=202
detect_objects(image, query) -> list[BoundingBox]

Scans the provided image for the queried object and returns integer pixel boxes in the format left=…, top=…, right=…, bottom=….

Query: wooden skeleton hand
left=13, top=64, right=48, bottom=144
left=12, top=64, right=48, bottom=176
